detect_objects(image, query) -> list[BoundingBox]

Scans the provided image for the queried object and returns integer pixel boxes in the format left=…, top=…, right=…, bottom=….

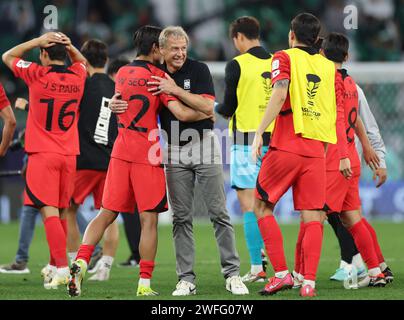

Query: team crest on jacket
left=184, top=79, right=191, bottom=90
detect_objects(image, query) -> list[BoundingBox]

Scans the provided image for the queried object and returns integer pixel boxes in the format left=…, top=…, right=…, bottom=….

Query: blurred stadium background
left=0, top=0, right=403, bottom=225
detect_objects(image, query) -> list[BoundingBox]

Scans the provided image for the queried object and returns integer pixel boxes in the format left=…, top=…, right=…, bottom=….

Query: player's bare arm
left=251, top=79, right=288, bottom=161
left=148, top=74, right=214, bottom=116
left=2, top=32, right=65, bottom=69
left=355, top=116, right=380, bottom=170
left=167, top=100, right=213, bottom=122
left=0, top=105, right=17, bottom=156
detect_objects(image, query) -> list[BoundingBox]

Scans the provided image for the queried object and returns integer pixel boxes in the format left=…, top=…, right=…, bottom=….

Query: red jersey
left=326, top=69, right=361, bottom=170
left=112, top=60, right=177, bottom=165
left=0, top=83, right=10, bottom=111
left=12, top=58, right=86, bottom=155
left=269, top=47, right=348, bottom=159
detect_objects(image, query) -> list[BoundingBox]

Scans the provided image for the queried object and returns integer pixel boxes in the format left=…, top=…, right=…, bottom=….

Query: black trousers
left=120, top=210, right=141, bottom=262
left=327, top=212, right=359, bottom=264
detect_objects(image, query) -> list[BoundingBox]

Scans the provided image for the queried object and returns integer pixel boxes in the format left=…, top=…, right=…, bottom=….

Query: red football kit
left=255, top=47, right=348, bottom=283
left=12, top=58, right=86, bottom=208
left=102, top=60, right=176, bottom=213
left=325, top=69, right=361, bottom=212
left=255, top=48, right=347, bottom=210
left=0, top=83, right=10, bottom=111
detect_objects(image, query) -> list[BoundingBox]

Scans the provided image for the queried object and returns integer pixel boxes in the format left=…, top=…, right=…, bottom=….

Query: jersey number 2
left=119, top=94, right=150, bottom=132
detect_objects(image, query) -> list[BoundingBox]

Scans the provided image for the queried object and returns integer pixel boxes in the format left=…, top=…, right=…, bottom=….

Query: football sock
left=251, top=264, right=263, bottom=274
left=139, top=278, right=150, bottom=287
left=339, top=260, right=349, bottom=269
left=44, top=216, right=68, bottom=268
left=243, top=212, right=264, bottom=266
left=101, top=255, right=114, bottom=269
left=139, top=260, right=155, bottom=280
left=76, top=244, right=95, bottom=265
left=327, top=212, right=358, bottom=264
left=275, top=270, right=289, bottom=279
left=294, top=221, right=305, bottom=274
left=303, top=279, right=315, bottom=288
left=352, top=253, right=366, bottom=271
left=68, top=252, right=77, bottom=263
left=57, top=266, right=70, bottom=277
left=368, top=267, right=382, bottom=277
left=380, top=262, right=388, bottom=272
left=362, top=218, right=385, bottom=264
left=302, top=221, right=323, bottom=281
left=258, top=215, right=288, bottom=273
left=348, top=219, right=379, bottom=270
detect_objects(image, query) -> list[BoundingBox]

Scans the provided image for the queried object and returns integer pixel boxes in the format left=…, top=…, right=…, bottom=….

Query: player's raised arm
left=2, top=32, right=64, bottom=69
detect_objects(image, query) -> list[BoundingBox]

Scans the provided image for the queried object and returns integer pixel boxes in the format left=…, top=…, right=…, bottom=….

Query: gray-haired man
left=111, top=26, right=248, bottom=296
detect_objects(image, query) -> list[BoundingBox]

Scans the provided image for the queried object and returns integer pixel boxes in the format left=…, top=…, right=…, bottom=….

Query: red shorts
left=102, top=157, right=167, bottom=213
left=24, top=152, right=76, bottom=209
left=325, top=167, right=361, bottom=213
left=72, top=170, right=107, bottom=210
left=255, top=149, right=326, bottom=210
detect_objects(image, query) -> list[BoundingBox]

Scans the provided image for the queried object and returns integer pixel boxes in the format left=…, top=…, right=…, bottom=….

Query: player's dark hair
left=81, top=39, right=108, bottom=68
left=107, top=57, right=130, bottom=76
left=133, top=25, right=162, bottom=57
left=291, top=13, right=321, bottom=46
left=41, top=44, right=67, bottom=61
left=229, top=16, right=260, bottom=40
left=322, top=32, right=349, bottom=63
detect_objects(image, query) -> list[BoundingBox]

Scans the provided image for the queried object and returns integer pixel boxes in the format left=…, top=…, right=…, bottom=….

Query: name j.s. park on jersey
left=43, top=81, right=81, bottom=93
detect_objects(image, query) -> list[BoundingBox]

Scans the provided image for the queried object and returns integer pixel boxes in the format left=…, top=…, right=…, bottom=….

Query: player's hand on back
left=109, top=93, right=128, bottom=114
left=339, top=158, right=352, bottom=179
left=148, top=73, right=179, bottom=96
left=373, top=167, right=387, bottom=188
left=15, top=98, right=28, bottom=110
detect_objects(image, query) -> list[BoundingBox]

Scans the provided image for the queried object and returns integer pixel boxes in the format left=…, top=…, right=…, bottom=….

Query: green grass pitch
left=0, top=221, right=403, bottom=300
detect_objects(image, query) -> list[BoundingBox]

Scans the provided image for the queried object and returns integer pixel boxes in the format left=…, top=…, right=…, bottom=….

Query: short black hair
left=322, top=33, right=349, bottom=63
left=107, top=57, right=130, bottom=76
left=81, top=39, right=108, bottom=68
left=133, top=25, right=162, bottom=57
left=229, top=16, right=260, bottom=40
left=291, top=13, right=321, bottom=46
left=41, top=44, right=67, bottom=61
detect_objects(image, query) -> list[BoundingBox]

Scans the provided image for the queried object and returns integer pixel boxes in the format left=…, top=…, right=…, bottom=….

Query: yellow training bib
left=284, top=48, right=337, bottom=144
left=229, top=52, right=274, bottom=134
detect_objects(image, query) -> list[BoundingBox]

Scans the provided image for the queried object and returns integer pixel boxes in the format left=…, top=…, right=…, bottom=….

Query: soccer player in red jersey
left=251, top=13, right=351, bottom=297
left=319, top=33, right=387, bottom=287
left=68, top=25, right=212, bottom=297
left=2, top=32, right=87, bottom=289
left=0, top=82, right=16, bottom=156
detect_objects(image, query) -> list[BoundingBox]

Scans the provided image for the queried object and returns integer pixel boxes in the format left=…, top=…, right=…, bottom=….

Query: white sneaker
left=41, top=265, right=56, bottom=289
left=88, top=266, right=110, bottom=281
left=292, top=270, right=304, bottom=289
left=172, top=280, right=196, bottom=296
left=226, top=275, right=249, bottom=295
